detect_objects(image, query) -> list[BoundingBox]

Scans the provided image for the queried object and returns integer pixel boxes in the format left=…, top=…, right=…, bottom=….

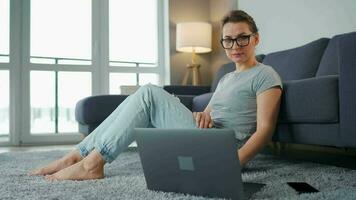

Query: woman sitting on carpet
left=29, top=10, right=282, bottom=181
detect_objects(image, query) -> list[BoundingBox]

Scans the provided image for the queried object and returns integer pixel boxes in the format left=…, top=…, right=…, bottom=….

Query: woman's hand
left=193, top=112, right=213, bottom=129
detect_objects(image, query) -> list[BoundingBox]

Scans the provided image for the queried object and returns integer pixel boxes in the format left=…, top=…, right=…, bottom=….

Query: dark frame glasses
left=220, top=33, right=255, bottom=49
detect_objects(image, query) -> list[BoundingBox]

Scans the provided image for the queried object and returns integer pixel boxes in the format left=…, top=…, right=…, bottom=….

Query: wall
left=209, top=0, right=237, bottom=77
left=169, top=0, right=236, bottom=85
left=238, top=0, right=356, bottom=54
left=169, top=0, right=210, bottom=85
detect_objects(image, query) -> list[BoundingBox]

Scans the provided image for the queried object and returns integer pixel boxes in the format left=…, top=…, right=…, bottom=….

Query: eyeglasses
left=220, top=34, right=255, bottom=49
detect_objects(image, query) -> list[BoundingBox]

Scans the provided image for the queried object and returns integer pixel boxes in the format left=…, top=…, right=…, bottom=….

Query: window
left=108, top=0, right=161, bottom=94
left=0, top=0, right=9, bottom=63
left=30, top=0, right=91, bottom=65
left=30, top=71, right=55, bottom=133
left=109, top=73, right=159, bottom=94
left=0, top=71, right=9, bottom=136
left=58, top=72, right=91, bottom=132
left=29, top=0, right=92, bottom=135
left=109, top=0, right=158, bottom=66
left=109, top=73, right=136, bottom=94
left=30, top=71, right=91, bottom=134
left=0, top=0, right=10, bottom=138
left=139, top=73, right=159, bottom=85
left=2, top=0, right=167, bottom=145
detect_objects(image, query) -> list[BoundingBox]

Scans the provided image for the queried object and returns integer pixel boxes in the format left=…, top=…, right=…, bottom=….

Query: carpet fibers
left=1, top=150, right=356, bottom=200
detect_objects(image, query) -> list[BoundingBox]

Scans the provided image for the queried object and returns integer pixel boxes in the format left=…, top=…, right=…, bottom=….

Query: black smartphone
left=287, top=182, right=319, bottom=194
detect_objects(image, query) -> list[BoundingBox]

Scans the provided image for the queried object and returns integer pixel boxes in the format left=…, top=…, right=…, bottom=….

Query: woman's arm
left=238, top=87, right=282, bottom=166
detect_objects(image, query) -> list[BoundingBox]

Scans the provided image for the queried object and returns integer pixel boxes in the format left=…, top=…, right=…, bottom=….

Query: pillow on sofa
left=192, top=92, right=213, bottom=112
left=263, top=38, right=330, bottom=81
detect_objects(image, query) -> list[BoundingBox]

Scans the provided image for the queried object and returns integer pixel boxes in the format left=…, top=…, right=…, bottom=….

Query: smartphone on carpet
left=287, top=182, right=319, bottom=194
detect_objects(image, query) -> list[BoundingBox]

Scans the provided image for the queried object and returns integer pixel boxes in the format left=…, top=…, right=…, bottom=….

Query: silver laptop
left=134, top=128, right=265, bottom=200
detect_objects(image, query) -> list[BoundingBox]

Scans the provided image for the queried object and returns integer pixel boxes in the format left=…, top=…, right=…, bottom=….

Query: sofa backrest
left=316, top=31, right=356, bottom=76
left=315, top=35, right=342, bottom=76
left=262, top=38, right=330, bottom=81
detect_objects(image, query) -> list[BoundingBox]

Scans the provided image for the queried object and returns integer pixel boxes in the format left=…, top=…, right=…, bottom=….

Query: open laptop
left=134, top=128, right=265, bottom=200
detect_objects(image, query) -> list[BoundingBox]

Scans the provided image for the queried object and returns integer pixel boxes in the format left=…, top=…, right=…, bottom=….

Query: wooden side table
left=181, top=63, right=201, bottom=86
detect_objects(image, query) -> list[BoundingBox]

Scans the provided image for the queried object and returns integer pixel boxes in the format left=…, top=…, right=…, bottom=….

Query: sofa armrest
left=163, top=85, right=211, bottom=96
left=279, top=75, right=339, bottom=123
left=75, top=94, right=128, bottom=124
left=338, top=32, right=356, bottom=147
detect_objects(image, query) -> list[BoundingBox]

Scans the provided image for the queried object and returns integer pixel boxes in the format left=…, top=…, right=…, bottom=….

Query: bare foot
left=28, top=150, right=83, bottom=176
left=45, top=149, right=105, bottom=181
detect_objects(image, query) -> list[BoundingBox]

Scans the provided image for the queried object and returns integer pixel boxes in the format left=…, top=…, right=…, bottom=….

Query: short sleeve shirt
left=208, top=63, right=283, bottom=140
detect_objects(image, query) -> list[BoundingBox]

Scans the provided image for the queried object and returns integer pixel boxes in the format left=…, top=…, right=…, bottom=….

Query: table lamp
left=176, top=22, right=212, bottom=85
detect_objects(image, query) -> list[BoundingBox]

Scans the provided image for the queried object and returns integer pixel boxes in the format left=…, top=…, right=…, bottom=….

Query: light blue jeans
left=76, top=84, right=198, bottom=163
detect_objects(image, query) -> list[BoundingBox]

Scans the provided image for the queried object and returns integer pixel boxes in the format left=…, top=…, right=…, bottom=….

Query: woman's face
left=221, top=22, right=259, bottom=64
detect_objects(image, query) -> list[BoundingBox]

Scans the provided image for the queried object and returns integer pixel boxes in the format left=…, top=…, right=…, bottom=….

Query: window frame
left=0, top=0, right=169, bottom=146
left=0, top=0, right=12, bottom=146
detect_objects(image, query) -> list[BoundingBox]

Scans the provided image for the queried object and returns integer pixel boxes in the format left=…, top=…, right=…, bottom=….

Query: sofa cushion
left=278, top=75, right=339, bottom=123
left=316, top=35, right=343, bottom=76
left=263, top=38, right=330, bottom=81
left=192, top=92, right=213, bottom=112
left=273, top=123, right=341, bottom=147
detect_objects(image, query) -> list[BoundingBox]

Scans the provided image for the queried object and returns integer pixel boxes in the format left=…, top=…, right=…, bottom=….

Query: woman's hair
left=221, top=10, right=258, bottom=33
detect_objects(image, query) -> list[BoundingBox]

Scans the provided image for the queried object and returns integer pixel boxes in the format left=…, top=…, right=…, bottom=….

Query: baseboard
left=267, top=142, right=356, bottom=156
left=264, top=142, right=356, bottom=169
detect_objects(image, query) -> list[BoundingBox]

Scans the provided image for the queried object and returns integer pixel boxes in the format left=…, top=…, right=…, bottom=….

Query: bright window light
left=30, top=0, right=91, bottom=65
left=58, top=72, right=91, bottom=133
left=30, top=71, right=56, bottom=133
left=0, top=0, right=9, bottom=63
left=139, top=73, right=159, bottom=85
left=109, top=73, right=136, bottom=94
left=109, top=0, right=158, bottom=66
left=0, top=70, right=9, bottom=135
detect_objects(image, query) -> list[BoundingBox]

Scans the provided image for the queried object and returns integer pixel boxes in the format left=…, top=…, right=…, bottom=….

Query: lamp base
left=182, top=63, right=201, bottom=86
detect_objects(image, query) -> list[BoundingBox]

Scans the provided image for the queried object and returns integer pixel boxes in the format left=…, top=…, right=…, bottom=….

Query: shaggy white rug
left=1, top=150, right=356, bottom=200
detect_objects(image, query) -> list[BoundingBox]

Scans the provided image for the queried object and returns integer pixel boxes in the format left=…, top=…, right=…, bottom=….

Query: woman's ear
left=254, top=33, right=260, bottom=46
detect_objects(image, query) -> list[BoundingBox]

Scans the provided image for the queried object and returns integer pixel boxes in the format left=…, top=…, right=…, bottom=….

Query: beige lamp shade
left=176, top=22, right=212, bottom=53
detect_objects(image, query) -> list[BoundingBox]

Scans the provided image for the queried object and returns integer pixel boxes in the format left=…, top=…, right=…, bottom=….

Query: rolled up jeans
left=76, top=84, right=246, bottom=163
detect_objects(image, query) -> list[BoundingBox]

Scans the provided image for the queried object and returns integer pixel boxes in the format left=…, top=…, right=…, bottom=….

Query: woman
left=29, top=10, right=282, bottom=181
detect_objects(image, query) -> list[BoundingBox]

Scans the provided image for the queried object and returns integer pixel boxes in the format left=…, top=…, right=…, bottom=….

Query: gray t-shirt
left=208, top=63, right=282, bottom=140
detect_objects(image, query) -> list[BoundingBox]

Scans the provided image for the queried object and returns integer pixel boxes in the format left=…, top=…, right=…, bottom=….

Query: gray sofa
left=75, top=31, right=356, bottom=148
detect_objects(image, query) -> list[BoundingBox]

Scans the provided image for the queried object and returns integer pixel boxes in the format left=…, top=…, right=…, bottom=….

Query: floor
left=0, top=144, right=75, bottom=154
left=0, top=142, right=138, bottom=154
left=1, top=143, right=356, bottom=170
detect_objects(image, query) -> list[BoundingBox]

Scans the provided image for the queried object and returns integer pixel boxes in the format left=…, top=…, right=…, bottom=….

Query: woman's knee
left=136, top=83, right=162, bottom=95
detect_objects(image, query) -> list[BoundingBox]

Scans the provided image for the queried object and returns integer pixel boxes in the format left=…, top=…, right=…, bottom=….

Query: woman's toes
left=45, top=175, right=56, bottom=181
left=28, top=168, right=43, bottom=176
